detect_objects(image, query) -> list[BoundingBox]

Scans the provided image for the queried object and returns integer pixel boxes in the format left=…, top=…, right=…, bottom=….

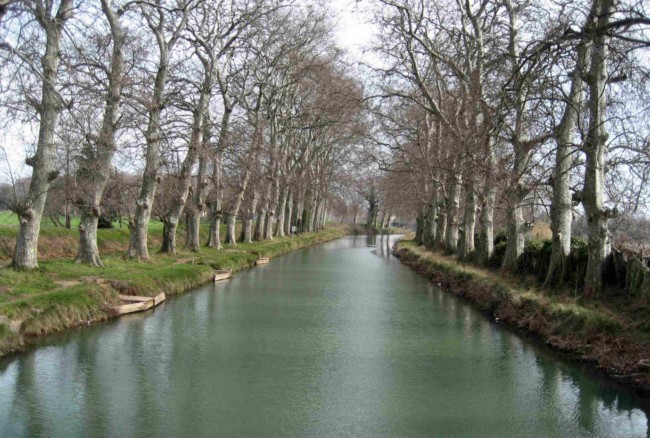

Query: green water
left=0, top=236, right=648, bottom=437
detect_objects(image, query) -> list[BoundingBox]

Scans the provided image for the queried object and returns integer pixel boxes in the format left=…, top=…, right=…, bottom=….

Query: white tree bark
left=545, top=41, right=591, bottom=287
left=76, top=0, right=126, bottom=267
left=12, top=0, right=73, bottom=269
left=582, top=0, right=614, bottom=296
left=128, top=2, right=188, bottom=260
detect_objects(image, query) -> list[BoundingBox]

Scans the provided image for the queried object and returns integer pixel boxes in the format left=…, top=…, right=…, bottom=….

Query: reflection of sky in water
left=0, top=235, right=647, bottom=437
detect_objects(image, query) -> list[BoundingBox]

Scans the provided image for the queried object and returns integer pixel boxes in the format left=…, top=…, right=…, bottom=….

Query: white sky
left=0, top=125, right=33, bottom=183
left=329, top=0, right=377, bottom=65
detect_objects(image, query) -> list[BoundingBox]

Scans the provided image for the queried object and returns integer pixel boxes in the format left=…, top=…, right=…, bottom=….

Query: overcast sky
left=330, top=0, right=376, bottom=64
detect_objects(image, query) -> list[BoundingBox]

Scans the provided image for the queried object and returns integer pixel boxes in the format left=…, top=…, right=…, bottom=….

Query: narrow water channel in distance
left=0, top=235, right=648, bottom=437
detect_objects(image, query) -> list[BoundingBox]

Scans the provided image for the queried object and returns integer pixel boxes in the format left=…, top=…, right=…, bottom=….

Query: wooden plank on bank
left=213, top=270, right=233, bottom=281
left=111, top=300, right=154, bottom=316
left=112, top=292, right=165, bottom=316
left=118, top=295, right=154, bottom=303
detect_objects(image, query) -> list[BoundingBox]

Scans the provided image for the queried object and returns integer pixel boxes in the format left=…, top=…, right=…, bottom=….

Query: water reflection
left=0, top=236, right=648, bottom=437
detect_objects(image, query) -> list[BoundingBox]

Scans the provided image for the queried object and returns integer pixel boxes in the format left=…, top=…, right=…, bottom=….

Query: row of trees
left=0, top=0, right=364, bottom=268
left=368, top=0, right=650, bottom=294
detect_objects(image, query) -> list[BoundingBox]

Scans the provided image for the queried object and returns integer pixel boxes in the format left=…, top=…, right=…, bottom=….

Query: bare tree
left=73, top=0, right=128, bottom=266
left=127, top=0, right=192, bottom=260
left=2, top=0, right=74, bottom=269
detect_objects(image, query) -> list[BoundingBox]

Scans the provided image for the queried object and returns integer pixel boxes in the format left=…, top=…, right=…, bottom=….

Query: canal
left=0, top=236, right=647, bottom=437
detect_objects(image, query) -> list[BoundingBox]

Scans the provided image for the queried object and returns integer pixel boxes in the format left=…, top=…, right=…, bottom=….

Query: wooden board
left=118, top=295, right=154, bottom=303
left=111, top=300, right=154, bottom=316
left=256, top=258, right=270, bottom=265
left=213, top=270, right=232, bottom=281
left=153, top=292, right=166, bottom=306
left=112, top=292, right=165, bottom=316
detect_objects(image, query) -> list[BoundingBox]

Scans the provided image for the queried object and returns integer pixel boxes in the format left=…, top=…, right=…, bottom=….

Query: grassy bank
left=395, top=239, right=650, bottom=396
left=0, top=211, right=166, bottom=262
left=0, top=225, right=346, bottom=358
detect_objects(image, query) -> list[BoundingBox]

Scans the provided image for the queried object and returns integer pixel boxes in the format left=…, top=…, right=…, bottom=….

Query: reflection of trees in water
left=77, top=331, right=109, bottom=437
left=531, top=337, right=649, bottom=436
left=375, top=234, right=392, bottom=258
left=133, top=319, right=165, bottom=438
left=13, top=354, right=45, bottom=437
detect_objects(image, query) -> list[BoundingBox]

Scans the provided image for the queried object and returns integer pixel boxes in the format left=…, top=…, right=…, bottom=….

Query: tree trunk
left=224, top=173, right=249, bottom=245
left=284, top=189, right=293, bottom=236
left=434, top=200, right=446, bottom=249
left=185, top=154, right=208, bottom=252
left=264, top=175, right=279, bottom=240
left=300, top=189, right=311, bottom=233
left=545, top=37, right=591, bottom=288
left=264, top=211, right=274, bottom=239
left=185, top=209, right=200, bottom=252
left=160, top=219, right=177, bottom=255
left=243, top=190, right=259, bottom=244
left=423, top=201, right=436, bottom=249
left=310, top=196, right=320, bottom=231
left=12, top=1, right=72, bottom=269
left=77, top=214, right=102, bottom=267
left=275, top=185, right=287, bottom=237
left=224, top=214, right=237, bottom=245
left=414, top=212, right=424, bottom=245
left=445, top=171, right=461, bottom=253
left=582, top=0, right=613, bottom=297
left=241, top=218, right=253, bottom=243
left=366, top=185, right=379, bottom=229
left=502, top=204, right=525, bottom=270
left=225, top=109, right=261, bottom=245
left=318, top=206, right=325, bottom=230
left=206, top=152, right=224, bottom=249
left=159, top=133, right=201, bottom=254
left=478, top=141, right=496, bottom=264
left=207, top=213, right=222, bottom=250
left=502, top=145, right=533, bottom=270
left=77, top=2, right=125, bottom=266
left=127, top=0, right=183, bottom=259
left=253, top=207, right=265, bottom=241
left=459, top=184, right=477, bottom=259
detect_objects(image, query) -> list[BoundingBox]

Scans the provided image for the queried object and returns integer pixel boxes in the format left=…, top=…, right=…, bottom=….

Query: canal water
left=0, top=236, right=648, bottom=437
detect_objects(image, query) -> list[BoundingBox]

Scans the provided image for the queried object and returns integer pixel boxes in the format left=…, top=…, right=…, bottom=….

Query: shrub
left=517, top=239, right=553, bottom=281
left=565, top=237, right=588, bottom=289
left=483, top=230, right=508, bottom=268
left=98, top=215, right=114, bottom=229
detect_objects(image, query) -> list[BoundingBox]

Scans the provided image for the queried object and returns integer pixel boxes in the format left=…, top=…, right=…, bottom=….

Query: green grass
left=0, top=223, right=346, bottom=356
left=0, top=210, right=236, bottom=261
left=0, top=211, right=16, bottom=225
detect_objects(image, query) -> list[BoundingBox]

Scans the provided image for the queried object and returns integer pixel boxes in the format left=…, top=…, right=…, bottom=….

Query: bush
left=517, top=239, right=553, bottom=281
left=565, top=237, right=588, bottom=289
left=98, top=215, right=114, bottom=229
left=494, top=231, right=507, bottom=246
left=487, top=232, right=507, bottom=269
